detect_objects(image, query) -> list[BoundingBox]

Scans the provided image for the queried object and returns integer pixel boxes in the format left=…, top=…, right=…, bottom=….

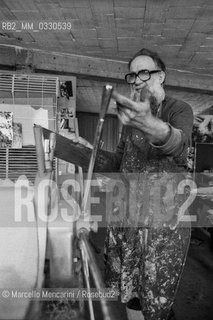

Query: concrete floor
left=91, top=227, right=213, bottom=320
left=173, top=228, right=213, bottom=320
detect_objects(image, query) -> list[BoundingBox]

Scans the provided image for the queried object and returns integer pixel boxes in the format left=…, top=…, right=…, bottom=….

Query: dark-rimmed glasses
left=125, top=69, right=161, bottom=84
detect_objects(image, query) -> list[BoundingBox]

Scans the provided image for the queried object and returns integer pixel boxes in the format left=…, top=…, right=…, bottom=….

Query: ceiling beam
left=0, top=45, right=213, bottom=93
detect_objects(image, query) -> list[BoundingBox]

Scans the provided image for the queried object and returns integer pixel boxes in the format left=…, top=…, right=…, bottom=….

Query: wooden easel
left=33, top=85, right=116, bottom=320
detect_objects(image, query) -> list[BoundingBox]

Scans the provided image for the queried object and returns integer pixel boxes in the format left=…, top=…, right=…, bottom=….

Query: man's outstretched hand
left=111, top=88, right=170, bottom=145
left=112, top=88, right=153, bottom=128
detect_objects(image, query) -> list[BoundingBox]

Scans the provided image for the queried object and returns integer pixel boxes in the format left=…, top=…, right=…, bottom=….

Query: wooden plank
left=0, top=45, right=213, bottom=92
left=41, top=126, right=91, bottom=170
left=41, top=125, right=119, bottom=172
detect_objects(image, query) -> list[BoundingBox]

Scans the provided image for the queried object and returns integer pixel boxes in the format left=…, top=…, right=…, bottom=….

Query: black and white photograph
left=0, top=1, right=213, bottom=320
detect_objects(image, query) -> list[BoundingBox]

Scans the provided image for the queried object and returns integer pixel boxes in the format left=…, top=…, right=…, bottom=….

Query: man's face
left=129, top=55, right=165, bottom=105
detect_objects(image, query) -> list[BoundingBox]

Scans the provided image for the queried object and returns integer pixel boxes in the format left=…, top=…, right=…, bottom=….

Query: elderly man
left=93, top=48, right=194, bottom=320
left=74, top=48, right=193, bottom=320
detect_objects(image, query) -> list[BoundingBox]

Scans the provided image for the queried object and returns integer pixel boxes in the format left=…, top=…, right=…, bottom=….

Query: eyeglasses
left=125, top=69, right=161, bottom=84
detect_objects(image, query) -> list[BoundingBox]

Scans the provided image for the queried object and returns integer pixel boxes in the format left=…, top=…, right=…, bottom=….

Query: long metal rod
left=79, top=231, right=114, bottom=320
left=80, top=236, right=95, bottom=320
left=82, top=84, right=113, bottom=214
left=74, top=118, right=84, bottom=202
left=78, top=85, right=114, bottom=320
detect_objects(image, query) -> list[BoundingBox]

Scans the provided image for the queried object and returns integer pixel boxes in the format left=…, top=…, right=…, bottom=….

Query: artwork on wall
left=0, top=111, right=13, bottom=147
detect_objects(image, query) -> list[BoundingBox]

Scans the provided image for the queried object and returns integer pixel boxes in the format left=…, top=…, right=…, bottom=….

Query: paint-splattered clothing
left=96, top=96, right=194, bottom=320
left=105, top=226, right=190, bottom=320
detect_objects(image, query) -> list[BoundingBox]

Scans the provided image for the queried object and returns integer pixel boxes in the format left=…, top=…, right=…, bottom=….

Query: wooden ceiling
left=0, top=0, right=212, bottom=113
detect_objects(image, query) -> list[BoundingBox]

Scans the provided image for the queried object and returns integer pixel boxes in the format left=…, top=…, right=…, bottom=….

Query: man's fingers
left=112, top=90, right=139, bottom=111
left=120, top=107, right=137, bottom=120
left=117, top=108, right=130, bottom=125
left=117, top=113, right=128, bottom=125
